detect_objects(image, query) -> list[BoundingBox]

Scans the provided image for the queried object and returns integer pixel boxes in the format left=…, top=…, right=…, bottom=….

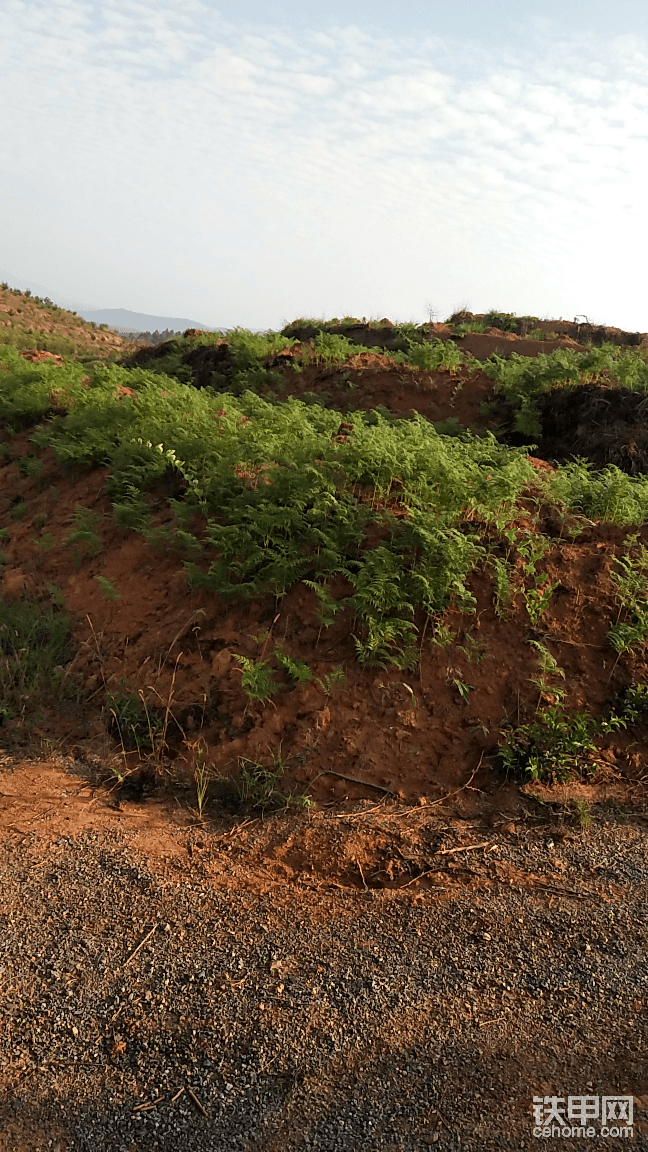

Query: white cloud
left=1, top=0, right=648, bottom=328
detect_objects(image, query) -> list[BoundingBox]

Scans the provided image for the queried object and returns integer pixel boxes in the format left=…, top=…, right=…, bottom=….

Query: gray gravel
left=1, top=818, right=647, bottom=1151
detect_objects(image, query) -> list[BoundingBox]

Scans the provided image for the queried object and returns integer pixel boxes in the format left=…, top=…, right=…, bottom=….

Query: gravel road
left=1, top=810, right=647, bottom=1151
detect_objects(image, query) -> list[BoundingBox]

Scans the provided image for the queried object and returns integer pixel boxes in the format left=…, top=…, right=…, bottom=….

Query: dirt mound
left=537, top=384, right=648, bottom=474
left=455, top=331, right=588, bottom=360
left=20, top=349, right=65, bottom=364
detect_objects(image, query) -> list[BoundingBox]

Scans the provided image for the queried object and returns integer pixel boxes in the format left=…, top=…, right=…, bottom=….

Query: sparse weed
left=192, top=744, right=211, bottom=817
left=607, top=536, right=648, bottom=655
left=236, top=752, right=313, bottom=812
left=429, top=622, right=456, bottom=648
left=275, top=648, right=313, bottom=684
left=528, top=640, right=565, bottom=702
left=450, top=675, right=474, bottom=703
left=35, top=531, right=56, bottom=553
left=64, top=505, right=103, bottom=561
left=575, top=798, right=592, bottom=829
left=106, top=683, right=162, bottom=752
left=316, top=665, right=346, bottom=696
left=17, top=454, right=44, bottom=479
left=458, top=633, right=489, bottom=663
left=0, top=594, right=73, bottom=723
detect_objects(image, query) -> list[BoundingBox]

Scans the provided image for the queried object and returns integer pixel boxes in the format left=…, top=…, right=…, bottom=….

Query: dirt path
left=1, top=758, right=647, bottom=1151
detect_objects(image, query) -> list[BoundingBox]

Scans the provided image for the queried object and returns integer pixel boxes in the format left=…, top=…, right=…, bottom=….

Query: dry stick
left=187, top=1087, right=208, bottom=1117
left=356, top=859, right=368, bottom=889
left=86, top=615, right=107, bottom=690
left=319, top=769, right=397, bottom=795
left=405, top=755, right=485, bottom=814
left=164, top=609, right=207, bottom=663
left=170, top=1087, right=185, bottom=1104
left=432, top=840, right=495, bottom=858
left=327, top=800, right=388, bottom=822
left=124, top=924, right=159, bottom=968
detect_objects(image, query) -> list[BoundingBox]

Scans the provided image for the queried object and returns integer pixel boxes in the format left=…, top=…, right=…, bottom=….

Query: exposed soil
left=452, top=331, right=588, bottom=360
left=270, top=356, right=499, bottom=431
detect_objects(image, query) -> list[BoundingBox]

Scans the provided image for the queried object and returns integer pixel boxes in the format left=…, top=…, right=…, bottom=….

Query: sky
left=2, top=0, right=648, bottom=330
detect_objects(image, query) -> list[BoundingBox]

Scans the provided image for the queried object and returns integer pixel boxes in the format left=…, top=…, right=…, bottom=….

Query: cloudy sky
left=2, top=0, right=648, bottom=329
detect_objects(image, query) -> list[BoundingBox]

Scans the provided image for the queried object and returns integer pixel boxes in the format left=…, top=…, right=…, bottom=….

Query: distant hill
left=79, top=309, right=217, bottom=335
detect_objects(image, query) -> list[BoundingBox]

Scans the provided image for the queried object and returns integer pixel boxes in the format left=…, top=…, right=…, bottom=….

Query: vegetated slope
left=2, top=316, right=648, bottom=816
left=0, top=283, right=130, bottom=359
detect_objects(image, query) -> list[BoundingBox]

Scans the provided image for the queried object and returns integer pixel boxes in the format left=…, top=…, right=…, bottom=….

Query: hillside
left=0, top=284, right=131, bottom=359
left=1, top=309, right=648, bottom=815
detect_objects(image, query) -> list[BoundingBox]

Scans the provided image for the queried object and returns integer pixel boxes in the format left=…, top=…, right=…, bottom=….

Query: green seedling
left=316, top=665, right=346, bottom=696
left=95, top=575, right=121, bottom=601
left=619, top=682, right=648, bottom=722
left=528, top=640, right=566, bottom=702
left=47, top=584, right=66, bottom=608
left=451, top=676, right=474, bottom=703
left=575, top=798, right=592, bottom=829
left=458, top=634, right=489, bottom=664
left=35, top=531, right=56, bottom=553
left=489, top=555, right=514, bottom=617
left=430, top=623, right=456, bottom=649
left=303, top=582, right=343, bottom=628
left=236, top=752, right=313, bottom=812
left=275, top=648, right=313, bottom=684
left=17, top=455, right=44, bottom=479
left=235, top=655, right=279, bottom=704
left=192, top=746, right=211, bottom=818
left=524, top=580, right=559, bottom=626
left=64, top=505, right=103, bottom=561
left=608, top=538, right=648, bottom=655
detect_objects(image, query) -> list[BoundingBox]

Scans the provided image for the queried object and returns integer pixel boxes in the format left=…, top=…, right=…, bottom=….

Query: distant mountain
left=78, top=308, right=217, bottom=334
